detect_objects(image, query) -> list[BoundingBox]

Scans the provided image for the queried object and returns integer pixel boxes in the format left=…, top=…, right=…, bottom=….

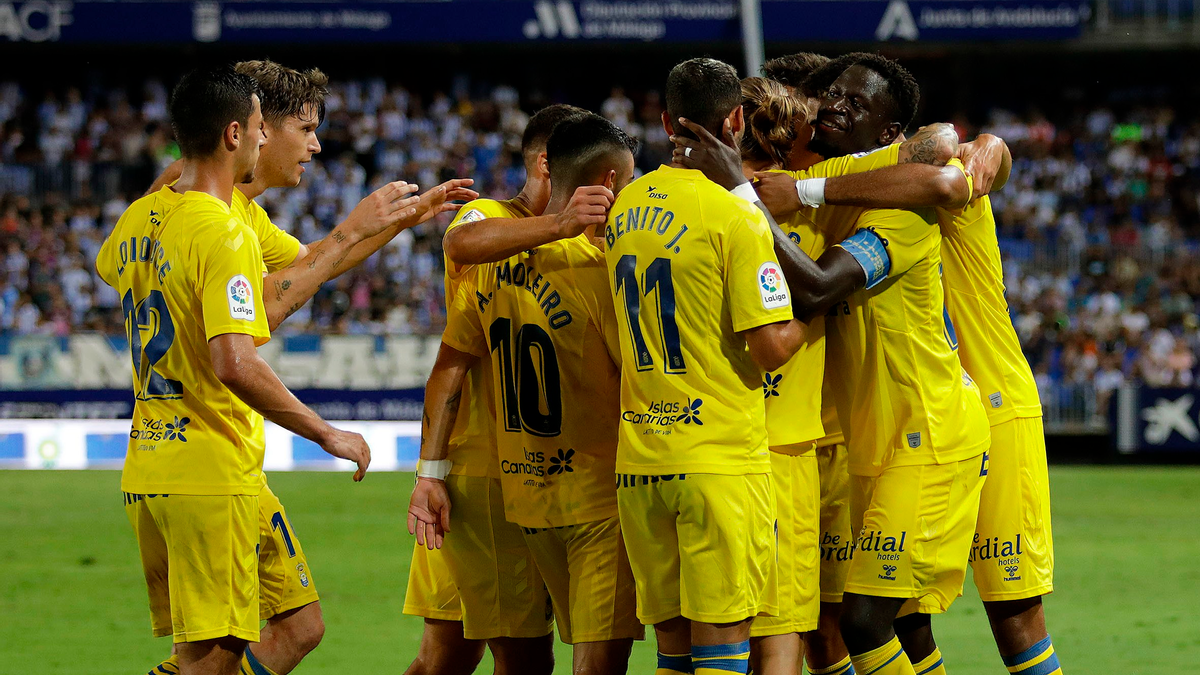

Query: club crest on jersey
left=758, top=262, right=789, bottom=309
left=297, top=563, right=310, bottom=588
left=227, top=275, right=255, bottom=321
left=989, top=392, right=1004, bottom=408
left=906, top=432, right=922, bottom=448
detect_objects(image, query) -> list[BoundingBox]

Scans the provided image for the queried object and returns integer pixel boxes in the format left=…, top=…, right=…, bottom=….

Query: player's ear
left=661, top=110, right=675, bottom=137
left=878, top=122, right=902, bottom=147
left=224, top=120, right=241, bottom=151
left=536, top=151, right=550, bottom=180
left=728, top=104, right=745, bottom=140
left=603, top=169, right=616, bottom=191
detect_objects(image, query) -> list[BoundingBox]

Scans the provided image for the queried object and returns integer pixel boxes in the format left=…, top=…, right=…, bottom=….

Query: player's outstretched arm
left=442, top=185, right=613, bottom=266
left=809, top=163, right=971, bottom=210
left=896, top=123, right=959, bottom=165
left=262, top=180, right=431, bottom=330
left=209, top=332, right=371, bottom=481
left=408, top=342, right=477, bottom=550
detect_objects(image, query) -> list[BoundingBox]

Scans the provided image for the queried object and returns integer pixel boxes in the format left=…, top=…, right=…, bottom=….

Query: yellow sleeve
left=444, top=199, right=506, bottom=282
left=441, top=267, right=488, bottom=358
left=572, top=250, right=622, bottom=366
left=197, top=222, right=272, bottom=346
left=838, top=208, right=938, bottom=284
left=96, top=228, right=118, bottom=288
left=935, top=159, right=974, bottom=232
left=245, top=200, right=302, bottom=273
left=724, top=205, right=794, bottom=332
left=789, top=143, right=902, bottom=180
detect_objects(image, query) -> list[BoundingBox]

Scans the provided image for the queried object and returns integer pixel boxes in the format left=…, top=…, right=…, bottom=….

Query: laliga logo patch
left=458, top=209, right=485, bottom=224
left=758, top=262, right=789, bottom=309
left=227, top=275, right=255, bottom=321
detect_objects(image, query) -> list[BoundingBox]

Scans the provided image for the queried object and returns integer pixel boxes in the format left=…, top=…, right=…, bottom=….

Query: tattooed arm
left=897, top=123, right=959, bottom=165
left=408, top=342, right=477, bottom=549
left=263, top=179, right=478, bottom=331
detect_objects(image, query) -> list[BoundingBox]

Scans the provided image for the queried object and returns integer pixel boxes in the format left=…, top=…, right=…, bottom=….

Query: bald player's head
left=546, top=113, right=638, bottom=199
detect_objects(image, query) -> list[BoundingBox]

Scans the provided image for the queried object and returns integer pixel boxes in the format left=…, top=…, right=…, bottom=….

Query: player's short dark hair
left=665, top=57, right=742, bottom=140
left=546, top=113, right=638, bottom=192
left=804, top=52, right=920, bottom=131
left=522, top=103, right=589, bottom=156
left=169, top=65, right=260, bottom=159
left=761, top=52, right=830, bottom=96
left=235, top=59, right=329, bottom=127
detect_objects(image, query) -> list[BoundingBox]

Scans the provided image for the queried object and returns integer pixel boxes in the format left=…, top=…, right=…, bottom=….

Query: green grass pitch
left=2, top=466, right=1198, bottom=674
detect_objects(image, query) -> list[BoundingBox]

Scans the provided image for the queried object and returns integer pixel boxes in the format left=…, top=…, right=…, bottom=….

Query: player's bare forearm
left=443, top=215, right=561, bottom=265
left=767, top=222, right=866, bottom=321
left=825, top=164, right=970, bottom=210
left=264, top=226, right=362, bottom=331
left=897, top=123, right=958, bottom=166
left=209, top=333, right=334, bottom=444
left=144, top=159, right=185, bottom=197
left=420, top=342, right=477, bottom=461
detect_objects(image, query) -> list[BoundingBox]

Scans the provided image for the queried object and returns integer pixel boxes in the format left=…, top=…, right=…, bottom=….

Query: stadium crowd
left=2, top=76, right=1199, bottom=393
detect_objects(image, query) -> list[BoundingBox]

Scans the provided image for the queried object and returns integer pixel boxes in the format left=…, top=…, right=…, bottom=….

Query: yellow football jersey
left=604, top=166, right=793, bottom=475
left=232, top=189, right=302, bottom=273
left=442, top=235, right=622, bottom=528
left=767, top=144, right=902, bottom=449
left=823, top=201, right=990, bottom=477
left=939, top=195, right=1042, bottom=425
left=96, top=187, right=271, bottom=495
left=440, top=199, right=535, bottom=477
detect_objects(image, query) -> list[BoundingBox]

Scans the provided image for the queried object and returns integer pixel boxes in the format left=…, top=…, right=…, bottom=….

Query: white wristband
left=730, top=182, right=759, bottom=204
left=795, top=177, right=826, bottom=207
left=416, top=459, right=452, bottom=480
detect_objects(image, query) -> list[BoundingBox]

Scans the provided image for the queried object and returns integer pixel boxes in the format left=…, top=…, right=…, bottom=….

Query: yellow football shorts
left=521, top=515, right=644, bottom=644
left=440, top=474, right=554, bottom=640
left=972, top=416, right=1054, bottom=601
left=124, top=492, right=259, bottom=643
left=752, top=448, right=820, bottom=637
left=257, top=484, right=320, bottom=620
left=816, top=443, right=854, bottom=603
left=846, top=452, right=987, bottom=615
left=403, top=541, right=463, bottom=621
left=616, top=473, right=777, bottom=626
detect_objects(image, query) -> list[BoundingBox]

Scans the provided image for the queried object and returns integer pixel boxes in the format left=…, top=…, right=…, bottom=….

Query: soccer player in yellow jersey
left=141, top=60, right=476, bottom=675
left=607, top=58, right=807, bottom=675
left=406, top=105, right=590, bottom=675
left=938, top=140, right=1065, bottom=675
left=432, top=113, right=643, bottom=674
left=97, top=67, right=370, bottom=675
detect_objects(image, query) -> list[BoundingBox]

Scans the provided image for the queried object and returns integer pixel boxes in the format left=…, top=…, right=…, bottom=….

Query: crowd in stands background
left=3, top=76, right=1199, bottom=397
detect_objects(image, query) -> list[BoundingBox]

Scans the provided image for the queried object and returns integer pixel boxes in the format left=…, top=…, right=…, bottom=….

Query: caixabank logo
left=622, top=397, right=703, bottom=434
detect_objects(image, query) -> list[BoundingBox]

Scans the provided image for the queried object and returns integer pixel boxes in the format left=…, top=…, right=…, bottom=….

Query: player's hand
left=554, top=184, right=615, bottom=239
left=751, top=171, right=802, bottom=219
left=957, top=134, right=1004, bottom=198
left=407, top=477, right=452, bottom=550
left=405, top=178, right=480, bottom=228
left=342, top=180, right=422, bottom=242
left=671, top=117, right=745, bottom=191
left=320, top=428, right=371, bottom=481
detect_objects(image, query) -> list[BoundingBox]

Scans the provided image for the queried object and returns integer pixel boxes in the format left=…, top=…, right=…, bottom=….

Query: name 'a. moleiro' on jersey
left=604, top=204, right=690, bottom=254
left=476, top=257, right=572, bottom=329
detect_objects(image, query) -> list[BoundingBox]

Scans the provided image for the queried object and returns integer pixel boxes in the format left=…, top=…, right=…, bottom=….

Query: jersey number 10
left=489, top=317, right=563, bottom=437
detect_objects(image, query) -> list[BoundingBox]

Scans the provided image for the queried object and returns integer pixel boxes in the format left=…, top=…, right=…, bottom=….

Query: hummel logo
left=879, top=564, right=898, bottom=580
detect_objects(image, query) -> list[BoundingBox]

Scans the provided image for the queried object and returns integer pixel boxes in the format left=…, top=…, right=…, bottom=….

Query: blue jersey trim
left=838, top=228, right=891, bottom=289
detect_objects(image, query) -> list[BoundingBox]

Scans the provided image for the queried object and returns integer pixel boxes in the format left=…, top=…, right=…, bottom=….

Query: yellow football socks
left=241, top=648, right=280, bottom=675
left=657, top=651, right=693, bottom=675
left=810, top=655, right=857, bottom=675
left=692, top=640, right=750, bottom=674
left=147, top=655, right=179, bottom=675
left=1003, top=636, right=1062, bottom=675
left=912, top=648, right=947, bottom=675
left=850, top=636, right=915, bottom=675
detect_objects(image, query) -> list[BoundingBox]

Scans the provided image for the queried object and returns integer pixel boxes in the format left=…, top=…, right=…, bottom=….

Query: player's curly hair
left=803, top=52, right=920, bottom=131
left=761, top=52, right=830, bottom=97
left=235, top=60, right=329, bottom=127
left=740, top=77, right=806, bottom=168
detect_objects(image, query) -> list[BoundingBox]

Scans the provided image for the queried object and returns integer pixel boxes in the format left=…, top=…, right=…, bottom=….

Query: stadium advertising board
left=0, top=0, right=1089, bottom=44
left=0, top=418, right=423, bottom=470
left=1114, top=387, right=1200, bottom=454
